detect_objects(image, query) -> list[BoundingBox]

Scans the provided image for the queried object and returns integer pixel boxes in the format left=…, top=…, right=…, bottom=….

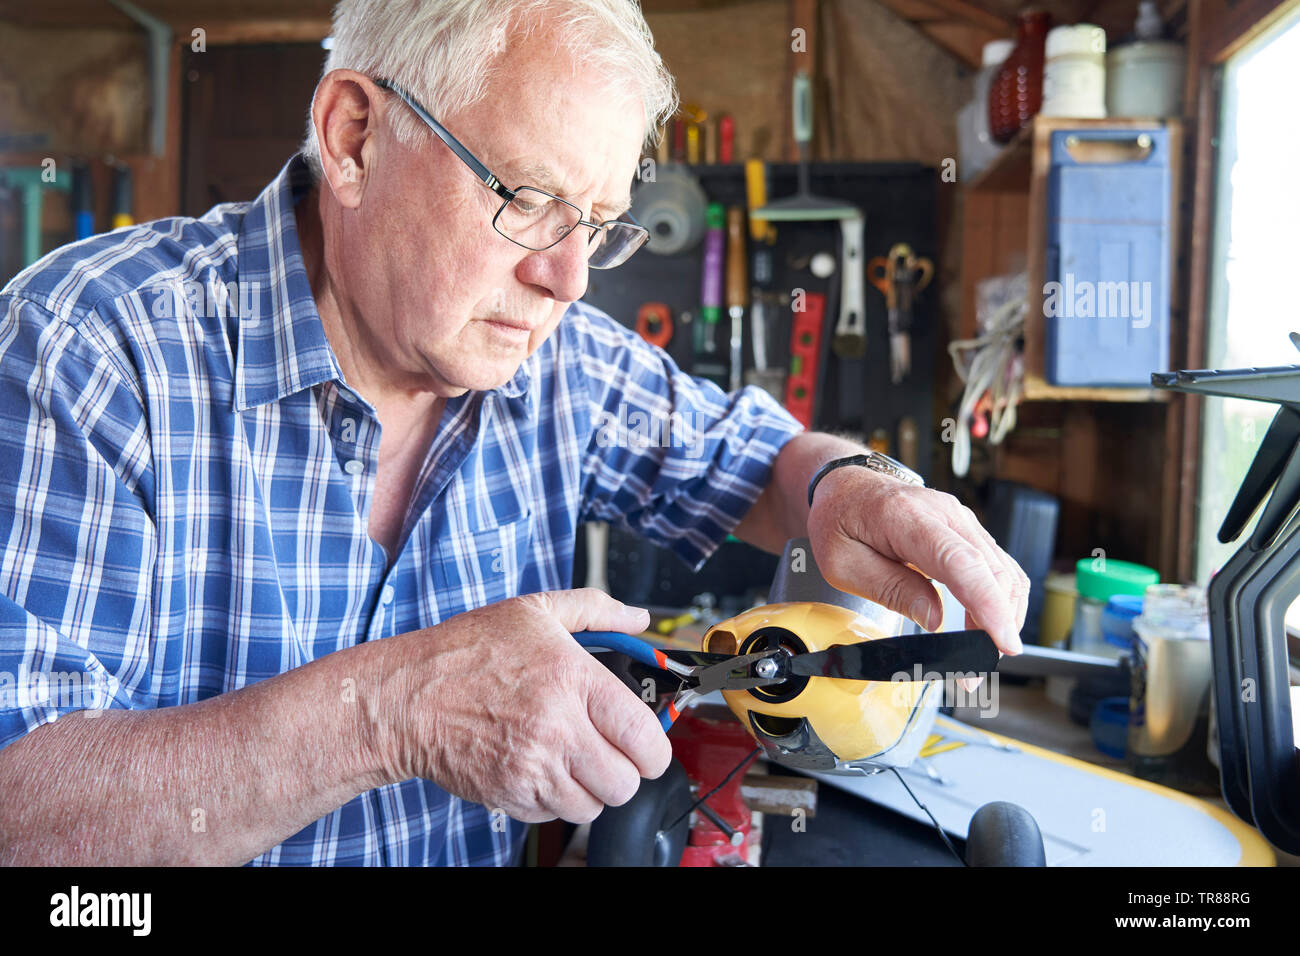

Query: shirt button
left=338, top=387, right=356, bottom=404
left=343, top=459, right=365, bottom=476
left=381, top=585, right=395, bottom=606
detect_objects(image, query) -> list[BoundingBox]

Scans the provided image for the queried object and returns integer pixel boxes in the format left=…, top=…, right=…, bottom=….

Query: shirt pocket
left=432, top=511, right=534, bottom=617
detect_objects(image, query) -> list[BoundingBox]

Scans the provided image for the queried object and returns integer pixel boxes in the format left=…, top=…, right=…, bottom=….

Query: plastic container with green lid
left=1071, top=558, right=1159, bottom=657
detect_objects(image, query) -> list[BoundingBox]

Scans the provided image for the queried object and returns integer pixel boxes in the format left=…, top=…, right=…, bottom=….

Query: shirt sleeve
left=566, top=301, right=804, bottom=570
left=0, top=294, right=157, bottom=751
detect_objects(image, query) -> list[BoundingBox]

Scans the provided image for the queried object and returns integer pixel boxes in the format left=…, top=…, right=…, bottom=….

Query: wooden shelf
left=962, top=115, right=1182, bottom=404
left=1021, top=377, right=1166, bottom=403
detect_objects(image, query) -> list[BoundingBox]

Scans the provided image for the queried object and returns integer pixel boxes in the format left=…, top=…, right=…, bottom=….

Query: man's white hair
left=302, top=0, right=677, bottom=180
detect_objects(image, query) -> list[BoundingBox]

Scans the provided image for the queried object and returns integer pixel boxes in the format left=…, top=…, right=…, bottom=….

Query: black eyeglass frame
left=373, top=77, right=649, bottom=267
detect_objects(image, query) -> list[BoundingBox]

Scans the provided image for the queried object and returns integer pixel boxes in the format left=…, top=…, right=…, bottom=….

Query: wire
left=663, top=745, right=762, bottom=835
left=889, top=766, right=967, bottom=867
left=947, top=293, right=1025, bottom=478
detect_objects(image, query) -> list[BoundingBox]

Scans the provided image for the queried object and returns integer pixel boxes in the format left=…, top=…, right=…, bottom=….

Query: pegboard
left=579, top=161, right=940, bottom=608
left=585, top=161, right=939, bottom=476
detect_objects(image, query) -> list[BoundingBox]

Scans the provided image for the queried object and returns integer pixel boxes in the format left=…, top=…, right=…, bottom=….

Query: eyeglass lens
left=495, top=188, right=646, bottom=269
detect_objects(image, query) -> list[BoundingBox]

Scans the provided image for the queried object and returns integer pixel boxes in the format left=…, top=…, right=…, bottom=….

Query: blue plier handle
left=574, top=631, right=780, bottom=730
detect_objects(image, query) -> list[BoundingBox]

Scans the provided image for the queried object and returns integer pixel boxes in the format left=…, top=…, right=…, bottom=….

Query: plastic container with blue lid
left=1101, top=593, right=1144, bottom=652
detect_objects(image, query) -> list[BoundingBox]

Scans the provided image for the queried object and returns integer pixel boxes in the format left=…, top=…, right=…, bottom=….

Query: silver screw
left=755, top=658, right=779, bottom=680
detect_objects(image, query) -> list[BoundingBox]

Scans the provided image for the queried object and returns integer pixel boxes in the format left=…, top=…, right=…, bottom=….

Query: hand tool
left=744, top=159, right=775, bottom=246
left=681, top=103, right=706, bottom=165
left=654, top=592, right=717, bottom=635
left=868, top=242, right=934, bottom=384
left=831, top=213, right=867, bottom=359
left=741, top=163, right=784, bottom=400
left=699, top=203, right=725, bottom=354
left=635, top=302, right=674, bottom=348
left=718, top=114, right=735, bottom=163
left=753, top=70, right=858, bottom=221
left=725, top=206, right=747, bottom=391
left=576, top=618, right=999, bottom=732
left=743, top=293, right=786, bottom=401
left=671, top=117, right=686, bottom=162
left=574, top=631, right=782, bottom=730
left=111, top=163, right=134, bottom=229
left=784, top=290, right=826, bottom=428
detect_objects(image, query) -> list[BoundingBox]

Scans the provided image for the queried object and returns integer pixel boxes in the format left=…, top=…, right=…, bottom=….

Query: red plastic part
left=784, top=291, right=827, bottom=429
left=668, top=707, right=761, bottom=867
left=718, top=115, right=735, bottom=164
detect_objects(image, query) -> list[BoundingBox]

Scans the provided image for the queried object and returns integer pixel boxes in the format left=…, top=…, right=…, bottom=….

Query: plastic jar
left=1100, top=593, right=1144, bottom=653
left=1070, top=558, right=1159, bottom=657
left=1038, top=570, right=1077, bottom=648
left=1042, top=24, right=1107, bottom=118
left=1107, top=41, right=1185, bottom=118
left=1127, top=584, right=1215, bottom=791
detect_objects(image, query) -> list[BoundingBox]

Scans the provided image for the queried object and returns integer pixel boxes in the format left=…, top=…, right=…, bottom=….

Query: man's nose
left=519, top=228, right=591, bottom=304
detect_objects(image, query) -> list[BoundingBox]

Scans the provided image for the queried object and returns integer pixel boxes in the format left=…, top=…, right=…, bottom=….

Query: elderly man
left=0, top=0, right=1026, bottom=866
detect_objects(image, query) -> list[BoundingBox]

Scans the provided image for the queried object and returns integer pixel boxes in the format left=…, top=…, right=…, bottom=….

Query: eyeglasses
left=374, top=78, right=649, bottom=269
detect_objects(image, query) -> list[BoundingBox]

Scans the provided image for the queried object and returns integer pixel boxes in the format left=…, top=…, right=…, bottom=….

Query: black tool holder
left=1153, top=351, right=1300, bottom=854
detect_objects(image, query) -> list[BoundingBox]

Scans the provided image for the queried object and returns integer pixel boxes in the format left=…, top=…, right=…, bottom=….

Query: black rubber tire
left=586, top=759, right=693, bottom=867
left=965, top=801, right=1047, bottom=867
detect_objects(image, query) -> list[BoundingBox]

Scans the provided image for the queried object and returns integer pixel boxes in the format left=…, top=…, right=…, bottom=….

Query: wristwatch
left=807, top=452, right=925, bottom=507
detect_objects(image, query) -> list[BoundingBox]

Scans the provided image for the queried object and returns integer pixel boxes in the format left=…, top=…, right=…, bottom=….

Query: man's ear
left=311, top=70, right=383, bottom=209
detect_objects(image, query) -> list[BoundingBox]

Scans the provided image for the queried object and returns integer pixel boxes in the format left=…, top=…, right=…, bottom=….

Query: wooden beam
left=1197, top=0, right=1297, bottom=64
left=915, top=0, right=1013, bottom=34
left=196, top=19, right=331, bottom=45
left=874, top=0, right=948, bottom=22
left=917, top=20, right=998, bottom=67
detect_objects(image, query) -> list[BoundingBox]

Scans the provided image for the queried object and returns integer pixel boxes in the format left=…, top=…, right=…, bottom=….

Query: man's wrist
left=807, top=452, right=924, bottom=507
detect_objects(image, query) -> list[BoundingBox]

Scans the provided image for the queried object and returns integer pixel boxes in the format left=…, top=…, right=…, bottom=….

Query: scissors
left=574, top=631, right=781, bottom=731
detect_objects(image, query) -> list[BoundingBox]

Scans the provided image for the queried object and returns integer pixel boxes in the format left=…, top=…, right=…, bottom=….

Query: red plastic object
left=718, top=115, right=735, bottom=164
left=671, top=117, right=686, bottom=162
left=989, top=8, right=1050, bottom=144
left=668, top=707, right=761, bottom=867
left=635, top=302, right=674, bottom=348
left=784, top=291, right=826, bottom=428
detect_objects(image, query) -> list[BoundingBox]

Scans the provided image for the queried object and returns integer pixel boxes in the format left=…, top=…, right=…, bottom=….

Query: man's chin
left=441, top=355, right=527, bottom=394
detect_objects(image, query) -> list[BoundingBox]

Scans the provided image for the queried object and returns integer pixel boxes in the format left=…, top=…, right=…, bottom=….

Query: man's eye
left=512, top=198, right=546, bottom=216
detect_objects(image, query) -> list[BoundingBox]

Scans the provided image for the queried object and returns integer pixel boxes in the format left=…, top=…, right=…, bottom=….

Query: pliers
left=574, top=631, right=780, bottom=730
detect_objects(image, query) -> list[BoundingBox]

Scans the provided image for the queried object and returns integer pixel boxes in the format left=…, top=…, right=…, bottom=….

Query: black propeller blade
left=788, top=629, right=1000, bottom=682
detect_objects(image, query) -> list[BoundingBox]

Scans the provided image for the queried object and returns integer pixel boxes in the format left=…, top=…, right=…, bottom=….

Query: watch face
left=868, top=452, right=924, bottom=486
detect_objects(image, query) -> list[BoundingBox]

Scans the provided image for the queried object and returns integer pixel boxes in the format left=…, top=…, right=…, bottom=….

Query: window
left=1195, top=5, right=1300, bottom=586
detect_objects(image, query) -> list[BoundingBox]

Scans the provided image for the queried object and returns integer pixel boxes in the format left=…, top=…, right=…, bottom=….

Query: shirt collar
left=233, top=153, right=341, bottom=411
left=233, top=152, right=534, bottom=410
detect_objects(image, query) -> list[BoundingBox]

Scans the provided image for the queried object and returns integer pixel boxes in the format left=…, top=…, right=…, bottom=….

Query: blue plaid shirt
left=0, top=154, right=803, bottom=865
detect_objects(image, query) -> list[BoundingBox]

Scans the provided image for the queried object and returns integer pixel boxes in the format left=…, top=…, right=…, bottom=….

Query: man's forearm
left=0, top=639, right=392, bottom=866
left=733, top=431, right=865, bottom=553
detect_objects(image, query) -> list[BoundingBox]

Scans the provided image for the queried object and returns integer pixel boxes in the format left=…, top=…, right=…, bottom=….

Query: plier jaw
left=573, top=632, right=788, bottom=730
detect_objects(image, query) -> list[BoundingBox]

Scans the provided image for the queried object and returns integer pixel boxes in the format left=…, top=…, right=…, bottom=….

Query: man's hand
left=372, top=589, right=672, bottom=824
left=806, top=464, right=1029, bottom=657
